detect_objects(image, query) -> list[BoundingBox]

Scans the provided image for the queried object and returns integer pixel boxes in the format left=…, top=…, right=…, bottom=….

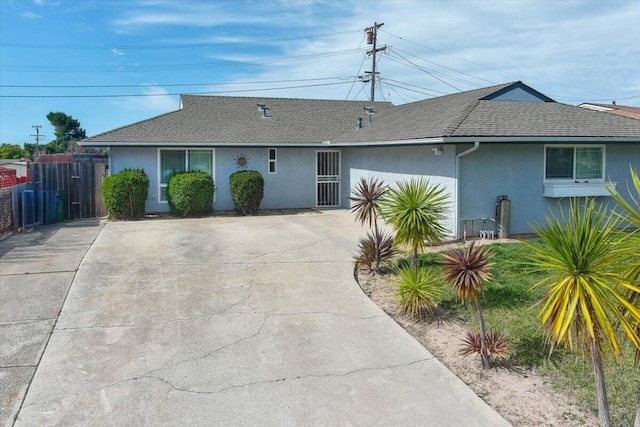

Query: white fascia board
left=577, top=103, right=614, bottom=112
left=444, top=136, right=640, bottom=144
left=329, top=137, right=445, bottom=147
left=78, top=141, right=340, bottom=148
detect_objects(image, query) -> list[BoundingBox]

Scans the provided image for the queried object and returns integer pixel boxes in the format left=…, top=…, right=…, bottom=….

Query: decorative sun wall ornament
left=235, top=153, right=249, bottom=169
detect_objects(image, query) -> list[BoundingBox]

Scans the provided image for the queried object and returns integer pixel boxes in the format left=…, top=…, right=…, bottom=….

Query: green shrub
left=229, top=170, right=264, bottom=215
left=394, top=265, right=444, bottom=319
left=167, top=171, right=215, bottom=217
left=102, top=169, right=149, bottom=220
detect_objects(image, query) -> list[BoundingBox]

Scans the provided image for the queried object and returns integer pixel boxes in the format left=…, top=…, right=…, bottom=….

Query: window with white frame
left=545, top=145, right=604, bottom=181
left=268, top=148, right=277, bottom=174
left=159, top=149, right=213, bottom=202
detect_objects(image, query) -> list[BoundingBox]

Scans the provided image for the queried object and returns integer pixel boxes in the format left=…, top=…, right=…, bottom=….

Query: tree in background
left=45, top=111, right=86, bottom=153
left=0, top=143, right=26, bottom=159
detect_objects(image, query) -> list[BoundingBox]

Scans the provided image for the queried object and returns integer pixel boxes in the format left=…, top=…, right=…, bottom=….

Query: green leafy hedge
left=229, top=170, right=264, bottom=215
left=167, top=171, right=215, bottom=217
left=102, top=169, right=149, bottom=220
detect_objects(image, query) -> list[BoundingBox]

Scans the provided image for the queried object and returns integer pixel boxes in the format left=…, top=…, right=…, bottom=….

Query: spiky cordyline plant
left=381, top=178, right=450, bottom=267
left=354, top=230, right=395, bottom=273
left=607, top=166, right=640, bottom=426
left=526, top=197, right=640, bottom=427
left=348, top=177, right=389, bottom=274
left=440, top=240, right=494, bottom=368
left=347, top=177, right=387, bottom=229
left=460, top=330, right=509, bottom=360
left=394, top=265, right=443, bottom=319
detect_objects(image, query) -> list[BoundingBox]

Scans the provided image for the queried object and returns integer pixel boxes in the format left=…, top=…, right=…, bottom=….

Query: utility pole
left=31, top=125, right=44, bottom=146
left=365, top=22, right=385, bottom=102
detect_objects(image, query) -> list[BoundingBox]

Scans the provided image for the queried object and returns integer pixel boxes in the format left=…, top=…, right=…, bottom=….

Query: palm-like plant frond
left=460, top=330, right=509, bottom=359
left=440, top=240, right=494, bottom=303
left=441, top=239, right=494, bottom=368
left=527, top=198, right=640, bottom=360
left=607, top=167, right=640, bottom=370
left=608, top=165, right=640, bottom=228
left=394, top=265, right=443, bottom=319
left=347, top=177, right=387, bottom=228
left=381, top=178, right=450, bottom=263
left=354, top=230, right=396, bottom=273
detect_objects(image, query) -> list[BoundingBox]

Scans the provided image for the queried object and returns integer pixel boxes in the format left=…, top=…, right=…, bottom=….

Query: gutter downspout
left=455, top=141, right=480, bottom=239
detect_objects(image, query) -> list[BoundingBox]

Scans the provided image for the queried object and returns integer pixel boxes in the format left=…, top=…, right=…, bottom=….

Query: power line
left=0, top=30, right=359, bottom=50
left=379, top=77, right=450, bottom=96
left=0, top=77, right=352, bottom=89
left=389, top=50, right=462, bottom=92
left=385, top=54, right=484, bottom=89
left=390, top=46, right=496, bottom=86
left=0, top=49, right=360, bottom=73
left=0, top=81, right=353, bottom=98
left=380, top=29, right=628, bottom=96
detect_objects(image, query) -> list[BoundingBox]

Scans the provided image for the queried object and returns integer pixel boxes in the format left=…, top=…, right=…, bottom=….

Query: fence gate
left=316, top=150, right=341, bottom=207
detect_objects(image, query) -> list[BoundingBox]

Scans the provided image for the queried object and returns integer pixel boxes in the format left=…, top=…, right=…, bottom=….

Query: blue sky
left=1, top=0, right=639, bottom=146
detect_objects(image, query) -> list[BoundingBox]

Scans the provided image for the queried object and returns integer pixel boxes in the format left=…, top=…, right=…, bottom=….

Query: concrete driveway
left=3, top=211, right=510, bottom=426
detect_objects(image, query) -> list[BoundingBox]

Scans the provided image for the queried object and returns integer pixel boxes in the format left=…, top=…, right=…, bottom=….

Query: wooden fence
left=29, top=161, right=107, bottom=221
left=0, top=161, right=107, bottom=235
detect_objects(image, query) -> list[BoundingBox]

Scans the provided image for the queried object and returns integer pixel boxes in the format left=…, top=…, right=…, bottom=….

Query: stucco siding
left=459, top=143, right=640, bottom=235
left=109, top=147, right=163, bottom=212
left=214, top=147, right=317, bottom=210
left=342, top=145, right=457, bottom=236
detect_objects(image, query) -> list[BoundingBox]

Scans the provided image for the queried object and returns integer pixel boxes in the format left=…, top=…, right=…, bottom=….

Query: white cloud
left=111, top=85, right=179, bottom=112
left=111, top=48, right=124, bottom=56
left=33, top=0, right=44, bottom=5
left=21, top=11, right=42, bottom=19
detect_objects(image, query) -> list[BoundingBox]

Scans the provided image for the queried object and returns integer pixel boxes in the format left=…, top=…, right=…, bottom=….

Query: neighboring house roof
left=81, top=97, right=393, bottom=146
left=36, top=153, right=74, bottom=163
left=578, top=102, right=640, bottom=120
left=334, top=82, right=640, bottom=143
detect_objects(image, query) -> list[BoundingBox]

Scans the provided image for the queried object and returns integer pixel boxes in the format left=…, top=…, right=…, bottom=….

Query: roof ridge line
left=444, top=99, right=481, bottom=137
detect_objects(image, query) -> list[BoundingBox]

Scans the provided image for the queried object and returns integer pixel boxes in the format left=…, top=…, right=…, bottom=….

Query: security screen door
left=316, top=150, right=341, bottom=207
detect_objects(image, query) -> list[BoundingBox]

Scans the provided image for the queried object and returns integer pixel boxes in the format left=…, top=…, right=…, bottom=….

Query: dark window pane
left=161, top=151, right=185, bottom=183
left=575, top=147, right=602, bottom=179
left=546, top=147, right=573, bottom=179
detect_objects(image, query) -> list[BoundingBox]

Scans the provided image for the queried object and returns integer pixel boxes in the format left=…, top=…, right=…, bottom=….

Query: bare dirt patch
left=357, top=243, right=599, bottom=427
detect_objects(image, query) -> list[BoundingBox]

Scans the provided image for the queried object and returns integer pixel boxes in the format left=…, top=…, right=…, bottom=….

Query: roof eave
left=443, top=136, right=640, bottom=143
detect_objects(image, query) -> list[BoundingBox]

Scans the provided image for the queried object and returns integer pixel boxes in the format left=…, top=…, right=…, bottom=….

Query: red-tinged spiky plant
left=440, top=240, right=494, bottom=368
left=354, top=230, right=396, bottom=273
left=460, top=330, right=509, bottom=360
left=348, top=177, right=389, bottom=275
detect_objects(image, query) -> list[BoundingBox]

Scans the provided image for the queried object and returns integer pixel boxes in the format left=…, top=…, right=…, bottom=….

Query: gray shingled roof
left=81, top=96, right=392, bottom=145
left=333, top=82, right=640, bottom=142
left=331, top=83, right=515, bottom=143
left=81, top=82, right=640, bottom=147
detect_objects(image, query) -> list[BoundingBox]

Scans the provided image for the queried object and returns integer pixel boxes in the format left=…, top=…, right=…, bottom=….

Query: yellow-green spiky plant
left=381, top=178, right=450, bottom=267
left=607, top=166, right=640, bottom=426
left=526, top=197, right=640, bottom=427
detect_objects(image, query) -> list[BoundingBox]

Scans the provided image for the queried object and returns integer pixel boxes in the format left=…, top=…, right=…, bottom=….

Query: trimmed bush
left=229, top=170, right=264, bottom=215
left=167, top=171, right=215, bottom=217
left=102, top=169, right=149, bottom=220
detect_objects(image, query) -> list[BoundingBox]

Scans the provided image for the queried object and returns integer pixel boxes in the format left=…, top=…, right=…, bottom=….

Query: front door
left=316, top=151, right=341, bottom=207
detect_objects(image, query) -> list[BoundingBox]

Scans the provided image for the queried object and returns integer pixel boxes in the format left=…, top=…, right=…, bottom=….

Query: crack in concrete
left=0, top=364, right=37, bottom=368
left=240, top=238, right=327, bottom=263
left=55, top=311, right=233, bottom=331
left=55, top=308, right=385, bottom=332
left=143, top=357, right=434, bottom=395
left=19, top=315, right=270, bottom=410
left=0, top=270, right=78, bottom=277
left=0, top=318, right=56, bottom=325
